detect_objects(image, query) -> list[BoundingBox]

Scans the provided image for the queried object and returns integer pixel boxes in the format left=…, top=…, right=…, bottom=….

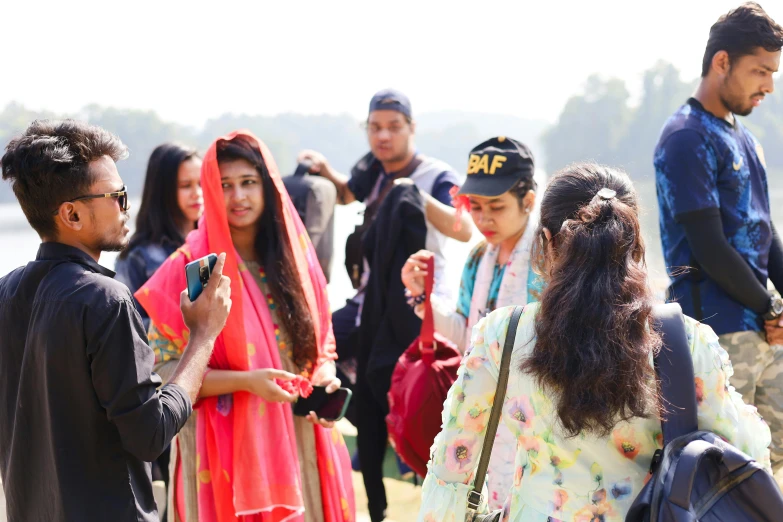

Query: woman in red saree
left=137, top=131, right=355, bottom=522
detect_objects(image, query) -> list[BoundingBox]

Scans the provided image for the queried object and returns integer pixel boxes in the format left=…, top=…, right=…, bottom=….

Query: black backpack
left=626, top=303, right=783, bottom=521
left=343, top=154, right=422, bottom=289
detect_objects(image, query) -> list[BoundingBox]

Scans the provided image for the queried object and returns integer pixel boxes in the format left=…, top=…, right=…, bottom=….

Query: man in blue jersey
left=654, top=2, right=783, bottom=471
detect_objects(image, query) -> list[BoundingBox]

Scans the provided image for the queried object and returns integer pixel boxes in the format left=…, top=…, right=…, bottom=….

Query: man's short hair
left=1, top=120, right=128, bottom=238
left=702, top=2, right=783, bottom=77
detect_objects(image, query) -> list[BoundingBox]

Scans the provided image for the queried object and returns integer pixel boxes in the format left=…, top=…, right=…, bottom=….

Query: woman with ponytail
left=417, top=164, right=771, bottom=522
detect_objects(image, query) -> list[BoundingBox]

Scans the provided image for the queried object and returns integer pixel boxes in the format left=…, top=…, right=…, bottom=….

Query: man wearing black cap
left=299, top=89, right=470, bottom=243
left=298, top=88, right=470, bottom=373
left=299, top=89, right=471, bottom=522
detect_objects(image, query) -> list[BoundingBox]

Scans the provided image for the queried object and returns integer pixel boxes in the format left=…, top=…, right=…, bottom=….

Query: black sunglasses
left=52, top=186, right=129, bottom=215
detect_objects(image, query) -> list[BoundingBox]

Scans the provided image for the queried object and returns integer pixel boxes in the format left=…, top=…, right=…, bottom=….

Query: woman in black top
left=115, top=143, right=202, bottom=329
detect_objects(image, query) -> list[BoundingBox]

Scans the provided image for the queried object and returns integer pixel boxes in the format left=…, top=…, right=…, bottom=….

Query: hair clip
left=597, top=188, right=617, bottom=200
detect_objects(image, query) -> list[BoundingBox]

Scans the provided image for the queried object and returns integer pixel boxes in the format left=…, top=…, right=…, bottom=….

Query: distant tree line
left=2, top=61, right=781, bottom=277
left=543, top=60, right=783, bottom=177
left=0, top=104, right=546, bottom=205
left=541, top=61, right=783, bottom=276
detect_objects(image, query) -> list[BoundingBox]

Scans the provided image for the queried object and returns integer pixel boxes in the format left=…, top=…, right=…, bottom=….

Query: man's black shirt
left=0, top=243, right=192, bottom=521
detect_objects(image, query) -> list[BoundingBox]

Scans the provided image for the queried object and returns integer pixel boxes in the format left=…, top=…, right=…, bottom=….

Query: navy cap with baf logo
left=457, top=136, right=535, bottom=197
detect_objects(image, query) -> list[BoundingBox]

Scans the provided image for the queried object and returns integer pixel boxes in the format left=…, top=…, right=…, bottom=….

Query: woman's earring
left=525, top=207, right=531, bottom=213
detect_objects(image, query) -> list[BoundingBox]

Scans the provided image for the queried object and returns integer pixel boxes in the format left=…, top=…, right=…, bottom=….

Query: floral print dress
left=417, top=303, right=772, bottom=522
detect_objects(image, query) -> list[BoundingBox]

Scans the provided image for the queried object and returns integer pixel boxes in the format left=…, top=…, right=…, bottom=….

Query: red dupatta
left=137, top=131, right=354, bottom=522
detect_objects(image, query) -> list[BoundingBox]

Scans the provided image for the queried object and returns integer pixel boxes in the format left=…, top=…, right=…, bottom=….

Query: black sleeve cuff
left=160, top=383, right=193, bottom=433
left=674, top=207, right=721, bottom=224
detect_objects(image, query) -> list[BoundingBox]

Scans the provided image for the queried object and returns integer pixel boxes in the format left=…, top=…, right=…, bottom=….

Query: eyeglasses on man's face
left=362, top=120, right=411, bottom=136
left=52, top=186, right=129, bottom=215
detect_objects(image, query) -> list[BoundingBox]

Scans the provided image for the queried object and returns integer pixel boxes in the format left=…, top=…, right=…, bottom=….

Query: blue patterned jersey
left=654, top=98, right=772, bottom=334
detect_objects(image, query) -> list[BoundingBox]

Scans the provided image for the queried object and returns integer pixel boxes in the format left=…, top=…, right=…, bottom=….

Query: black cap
left=368, top=89, right=412, bottom=119
left=457, top=136, right=535, bottom=197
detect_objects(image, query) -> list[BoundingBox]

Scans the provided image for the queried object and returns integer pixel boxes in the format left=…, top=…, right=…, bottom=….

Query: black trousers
left=356, top=361, right=395, bottom=522
left=333, top=299, right=394, bottom=522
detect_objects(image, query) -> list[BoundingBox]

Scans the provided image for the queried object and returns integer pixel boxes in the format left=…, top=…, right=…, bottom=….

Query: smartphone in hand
left=185, top=254, right=218, bottom=301
left=293, top=386, right=352, bottom=422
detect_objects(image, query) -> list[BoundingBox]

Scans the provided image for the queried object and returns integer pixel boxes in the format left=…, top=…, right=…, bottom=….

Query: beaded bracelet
left=404, top=289, right=427, bottom=308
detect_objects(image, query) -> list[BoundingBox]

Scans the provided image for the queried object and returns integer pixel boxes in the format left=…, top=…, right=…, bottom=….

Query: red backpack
left=386, top=256, right=462, bottom=477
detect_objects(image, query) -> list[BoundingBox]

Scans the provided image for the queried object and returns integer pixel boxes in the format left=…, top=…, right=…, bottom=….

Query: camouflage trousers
left=719, top=330, right=783, bottom=472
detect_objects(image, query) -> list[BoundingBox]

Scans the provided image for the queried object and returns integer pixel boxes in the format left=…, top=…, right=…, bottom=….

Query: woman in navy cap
left=401, top=136, right=541, bottom=509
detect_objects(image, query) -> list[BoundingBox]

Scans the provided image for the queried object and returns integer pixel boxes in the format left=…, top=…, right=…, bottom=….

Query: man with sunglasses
left=0, top=120, right=232, bottom=522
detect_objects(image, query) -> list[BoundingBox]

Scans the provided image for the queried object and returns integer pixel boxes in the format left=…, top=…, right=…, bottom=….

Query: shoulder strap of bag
left=652, top=303, right=698, bottom=445
left=467, top=305, right=525, bottom=511
left=293, top=160, right=312, bottom=177
left=363, top=155, right=424, bottom=220
left=420, top=255, right=436, bottom=347
left=392, top=153, right=424, bottom=183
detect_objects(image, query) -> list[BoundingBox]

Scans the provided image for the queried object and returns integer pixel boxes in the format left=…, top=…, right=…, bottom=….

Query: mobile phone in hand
left=293, top=386, right=352, bottom=422
left=185, top=254, right=218, bottom=301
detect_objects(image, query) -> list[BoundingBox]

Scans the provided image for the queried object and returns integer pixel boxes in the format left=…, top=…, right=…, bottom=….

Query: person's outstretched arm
left=90, top=253, right=232, bottom=462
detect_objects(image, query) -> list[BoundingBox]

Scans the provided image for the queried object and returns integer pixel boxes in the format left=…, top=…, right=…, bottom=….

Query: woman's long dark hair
left=120, top=143, right=199, bottom=258
left=217, top=138, right=317, bottom=371
left=524, top=163, right=661, bottom=437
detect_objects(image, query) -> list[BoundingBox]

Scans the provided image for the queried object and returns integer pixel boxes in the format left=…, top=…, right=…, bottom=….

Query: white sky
left=1, top=0, right=781, bottom=127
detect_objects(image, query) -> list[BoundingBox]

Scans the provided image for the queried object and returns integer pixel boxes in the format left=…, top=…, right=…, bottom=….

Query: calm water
left=0, top=200, right=475, bottom=310
left=0, top=201, right=123, bottom=277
